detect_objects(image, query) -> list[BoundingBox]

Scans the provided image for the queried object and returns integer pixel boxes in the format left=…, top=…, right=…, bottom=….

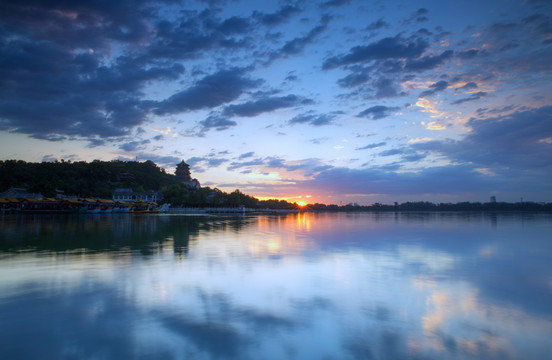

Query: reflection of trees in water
left=0, top=214, right=260, bottom=256
left=0, top=214, right=214, bottom=255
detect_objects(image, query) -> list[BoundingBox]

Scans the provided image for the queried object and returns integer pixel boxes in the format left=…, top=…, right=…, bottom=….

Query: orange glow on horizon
left=256, top=195, right=316, bottom=204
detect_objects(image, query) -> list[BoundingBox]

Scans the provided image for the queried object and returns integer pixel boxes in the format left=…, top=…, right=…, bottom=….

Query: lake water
left=0, top=212, right=551, bottom=359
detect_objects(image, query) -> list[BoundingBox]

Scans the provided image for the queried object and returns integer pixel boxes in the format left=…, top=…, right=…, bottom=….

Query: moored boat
left=130, top=200, right=160, bottom=213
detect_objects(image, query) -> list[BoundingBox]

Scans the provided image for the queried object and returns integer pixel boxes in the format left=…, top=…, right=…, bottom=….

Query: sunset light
left=1, top=1, right=551, bottom=358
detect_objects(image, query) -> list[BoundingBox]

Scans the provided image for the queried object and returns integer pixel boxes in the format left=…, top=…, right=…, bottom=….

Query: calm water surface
left=0, top=212, right=551, bottom=359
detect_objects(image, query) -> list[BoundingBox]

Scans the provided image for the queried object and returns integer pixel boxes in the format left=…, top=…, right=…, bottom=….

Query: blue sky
left=1, top=0, right=551, bottom=204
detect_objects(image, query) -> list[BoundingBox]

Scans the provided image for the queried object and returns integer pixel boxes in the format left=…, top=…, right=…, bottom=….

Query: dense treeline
left=0, top=159, right=177, bottom=198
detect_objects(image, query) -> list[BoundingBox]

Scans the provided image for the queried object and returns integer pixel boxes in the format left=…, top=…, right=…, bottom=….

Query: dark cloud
left=186, top=155, right=229, bottom=171
left=285, top=73, right=299, bottom=82
left=416, top=28, right=432, bottom=36
left=319, top=0, right=351, bottom=8
left=323, top=35, right=428, bottom=69
left=379, top=148, right=404, bottom=156
left=451, top=91, right=487, bottom=105
left=0, top=1, right=202, bottom=141
left=186, top=156, right=206, bottom=167
left=218, top=16, right=251, bottom=34
left=412, top=106, right=552, bottom=171
left=223, top=95, right=307, bottom=117
left=198, top=115, right=238, bottom=132
left=337, top=69, right=370, bottom=88
left=521, top=13, right=552, bottom=45
left=226, top=156, right=327, bottom=176
left=265, top=157, right=328, bottom=176
left=254, top=5, right=302, bottom=26
left=404, top=50, right=453, bottom=72
left=419, top=80, right=448, bottom=97
left=356, top=142, right=387, bottom=150
left=207, top=158, right=228, bottom=167
left=522, top=14, right=552, bottom=35
left=402, top=152, right=427, bottom=162
left=490, top=22, right=518, bottom=35
left=403, top=8, right=430, bottom=25
left=239, top=152, right=255, bottom=160
left=87, top=138, right=108, bottom=148
left=31, top=134, right=68, bottom=142
left=227, top=158, right=265, bottom=171
left=154, top=69, right=261, bottom=115
left=357, top=105, right=399, bottom=120
left=280, top=15, right=331, bottom=55
left=366, top=18, right=389, bottom=31
left=119, top=140, right=150, bottom=152
left=372, top=78, right=405, bottom=99
left=0, top=38, right=184, bottom=139
left=145, top=8, right=257, bottom=61
left=289, top=112, right=335, bottom=126
left=0, top=0, right=163, bottom=51
left=458, top=49, right=482, bottom=59
left=460, top=82, right=478, bottom=91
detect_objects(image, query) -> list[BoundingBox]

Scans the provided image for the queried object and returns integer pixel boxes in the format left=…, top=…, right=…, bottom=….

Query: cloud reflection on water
left=0, top=212, right=551, bottom=359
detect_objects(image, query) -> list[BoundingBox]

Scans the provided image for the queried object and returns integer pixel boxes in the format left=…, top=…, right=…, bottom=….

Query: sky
left=1, top=0, right=551, bottom=205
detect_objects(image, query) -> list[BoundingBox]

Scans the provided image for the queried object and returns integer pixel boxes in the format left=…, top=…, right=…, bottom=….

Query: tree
left=161, top=183, right=189, bottom=205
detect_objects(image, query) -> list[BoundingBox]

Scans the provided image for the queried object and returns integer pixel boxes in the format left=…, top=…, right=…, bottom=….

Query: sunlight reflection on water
left=0, top=212, right=551, bottom=359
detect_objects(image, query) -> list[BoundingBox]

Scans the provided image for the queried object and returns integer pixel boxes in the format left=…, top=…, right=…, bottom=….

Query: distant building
left=490, top=196, right=497, bottom=203
left=112, top=188, right=162, bottom=202
left=0, top=187, right=43, bottom=199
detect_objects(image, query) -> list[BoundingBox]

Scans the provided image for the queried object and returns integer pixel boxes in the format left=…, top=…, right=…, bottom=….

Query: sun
left=297, top=201, right=307, bottom=207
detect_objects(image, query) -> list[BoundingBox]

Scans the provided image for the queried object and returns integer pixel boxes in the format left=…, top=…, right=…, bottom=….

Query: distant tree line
left=308, top=201, right=552, bottom=212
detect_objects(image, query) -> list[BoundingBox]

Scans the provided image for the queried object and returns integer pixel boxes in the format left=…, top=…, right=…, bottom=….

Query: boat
left=112, top=201, right=131, bottom=213
left=130, top=200, right=160, bottom=213
left=14, top=198, right=81, bottom=214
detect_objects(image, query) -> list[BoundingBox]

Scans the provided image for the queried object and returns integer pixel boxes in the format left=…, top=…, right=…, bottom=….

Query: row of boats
left=0, top=197, right=161, bottom=214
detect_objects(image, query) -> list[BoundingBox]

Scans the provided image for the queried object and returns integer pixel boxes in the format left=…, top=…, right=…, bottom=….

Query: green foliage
left=257, top=199, right=297, bottom=210
left=161, top=183, right=189, bottom=206
left=225, top=189, right=258, bottom=208
left=0, top=159, right=179, bottom=198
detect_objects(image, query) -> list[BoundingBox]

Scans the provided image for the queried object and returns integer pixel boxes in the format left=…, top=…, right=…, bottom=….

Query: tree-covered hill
left=0, top=159, right=178, bottom=198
